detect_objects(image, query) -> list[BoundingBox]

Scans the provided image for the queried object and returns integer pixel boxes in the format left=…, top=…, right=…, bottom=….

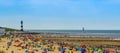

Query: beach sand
left=0, top=35, right=119, bottom=53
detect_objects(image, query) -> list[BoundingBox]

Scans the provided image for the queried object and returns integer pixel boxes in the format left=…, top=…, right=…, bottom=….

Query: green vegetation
left=0, top=50, right=5, bottom=53
left=5, top=27, right=19, bottom=32
left=0, top=27, right=19, bottom=32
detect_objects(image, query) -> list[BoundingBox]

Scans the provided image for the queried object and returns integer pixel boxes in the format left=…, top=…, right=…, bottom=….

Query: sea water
left=28, top=30, right=120, bottom=40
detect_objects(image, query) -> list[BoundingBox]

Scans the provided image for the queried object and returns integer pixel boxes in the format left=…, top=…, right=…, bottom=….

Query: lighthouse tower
left=21, top=20, right=23, bottom=31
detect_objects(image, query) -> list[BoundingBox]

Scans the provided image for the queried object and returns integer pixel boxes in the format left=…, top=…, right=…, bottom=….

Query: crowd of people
left=4, top=34, right=119, bottom=53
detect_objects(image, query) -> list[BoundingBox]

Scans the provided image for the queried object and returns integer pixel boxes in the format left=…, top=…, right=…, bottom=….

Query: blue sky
left=0, top=0, right=120, bottom=30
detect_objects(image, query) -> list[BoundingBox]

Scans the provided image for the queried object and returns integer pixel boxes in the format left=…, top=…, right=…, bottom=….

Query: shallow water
left=28, top=30, right=120, bottom=39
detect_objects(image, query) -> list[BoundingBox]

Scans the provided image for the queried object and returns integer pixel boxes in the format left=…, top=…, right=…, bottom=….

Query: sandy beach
left=0, top=34, right=120, bottom=53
